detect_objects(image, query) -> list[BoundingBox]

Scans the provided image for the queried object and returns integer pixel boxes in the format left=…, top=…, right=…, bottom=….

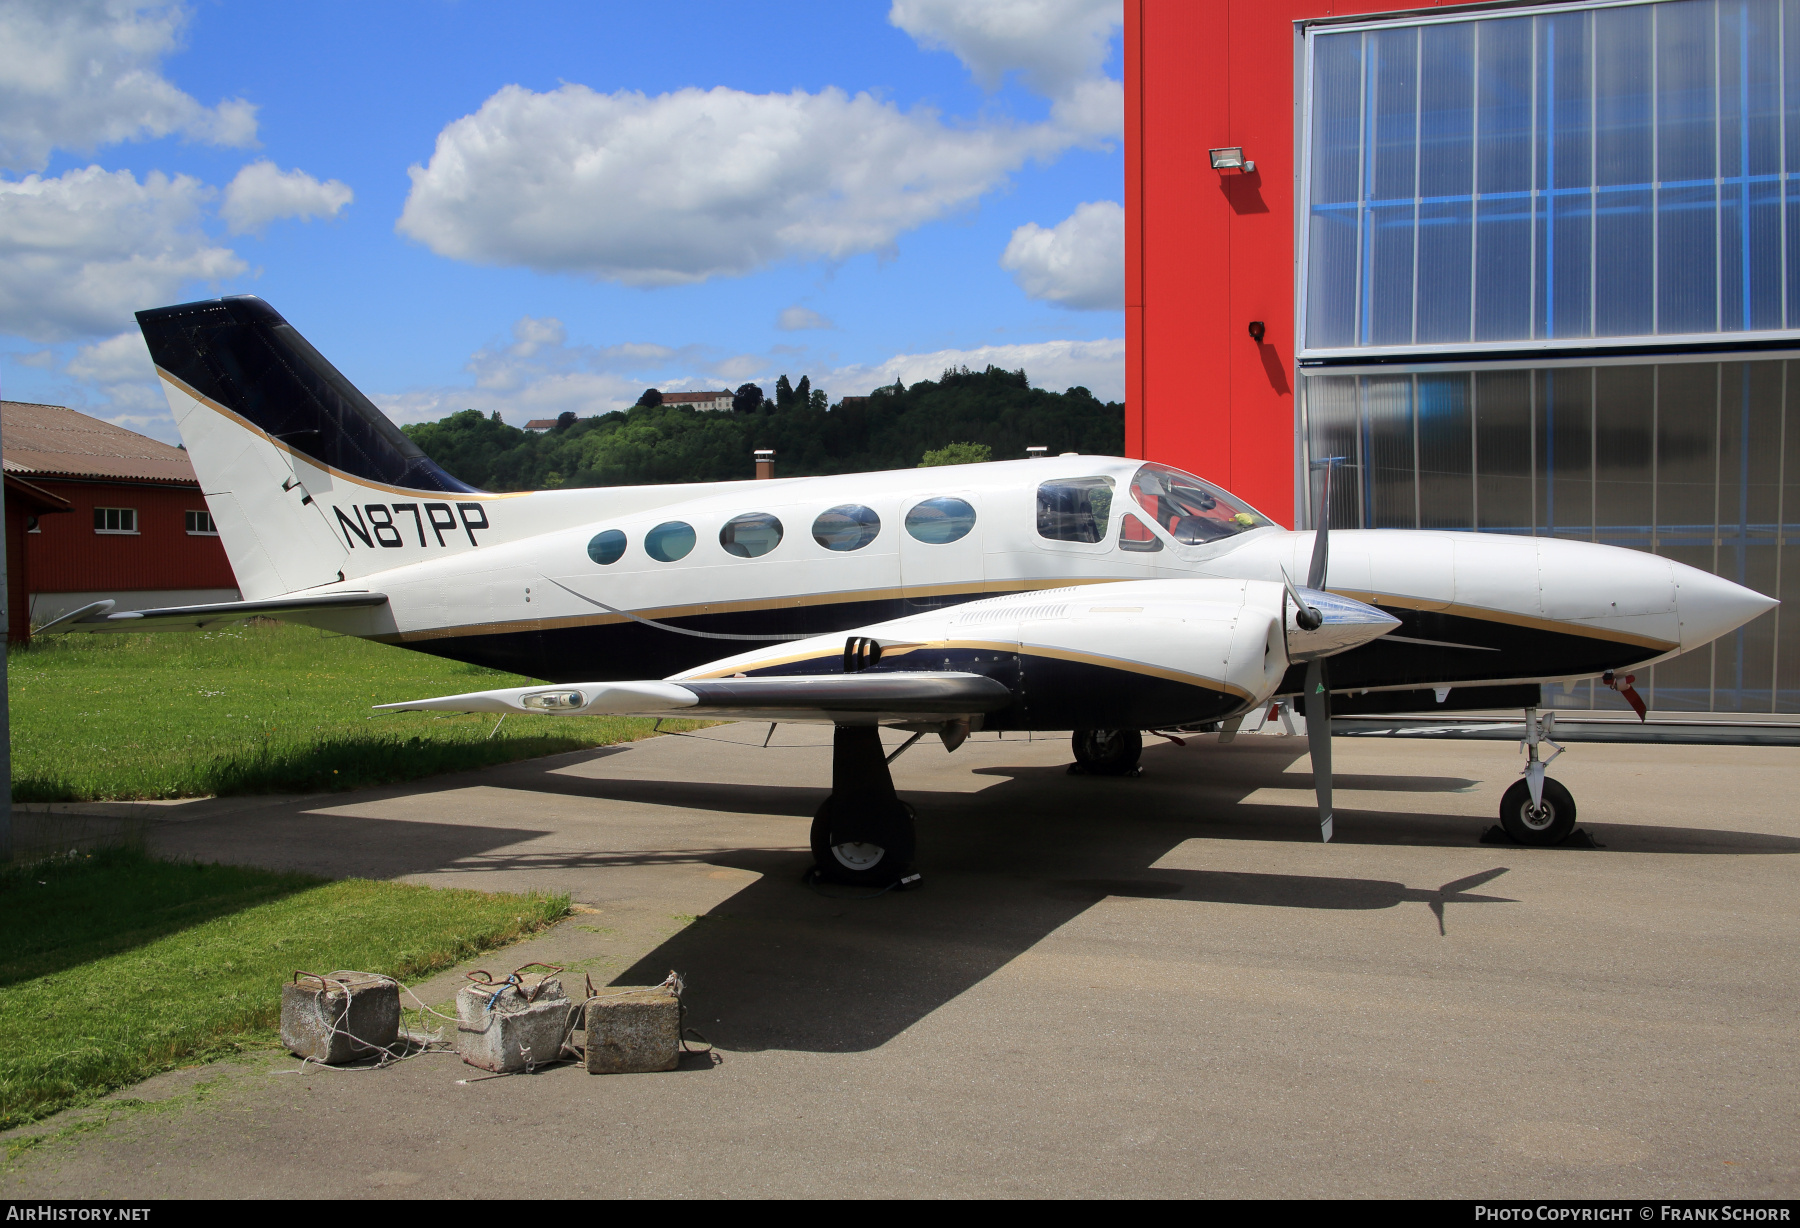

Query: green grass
left=0, top=846, right=568, bottom=1130
left=8, top=622, right=707, bottom=801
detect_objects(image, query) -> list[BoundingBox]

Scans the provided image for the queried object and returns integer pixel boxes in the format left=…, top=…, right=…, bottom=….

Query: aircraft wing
left=375, top=672, right=1014, bottom=724
left=36, top=592, right=389, bottom=634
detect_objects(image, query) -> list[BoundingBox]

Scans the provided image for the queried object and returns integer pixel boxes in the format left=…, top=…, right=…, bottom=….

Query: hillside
left=400, top=365, right=1125, bottom=490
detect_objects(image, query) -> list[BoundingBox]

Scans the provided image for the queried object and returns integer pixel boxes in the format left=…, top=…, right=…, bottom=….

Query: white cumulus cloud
left=66, top=329, right=151, bottom=384
left=0, top=165, right=246, bottom=341
left=777, top=305, right=834, bottom=331
left=890, top=0, right=1122, bottom=137
left=53, top=330, right=171, bottom=434
left=507, top=315, right=566, bottom=357
left=0, top=0, right=258, bottom=173
left=830, top=336, right=1123, bottom=402
left=376, top=316, right=758, bottom=426
left=396, top=83, right=1078, bottom=286
left=220, top=160, right=353, bottom=235
left=1000, top=200, right=1124, bottom=310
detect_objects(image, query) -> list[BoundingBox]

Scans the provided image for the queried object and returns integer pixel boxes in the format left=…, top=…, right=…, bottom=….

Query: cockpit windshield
left=1129, top=463, right=1271, bottom=544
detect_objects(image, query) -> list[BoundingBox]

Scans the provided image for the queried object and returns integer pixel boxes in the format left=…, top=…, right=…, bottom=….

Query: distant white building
left=659, top=390, right=734, bottom=413
left=523, top=419, right=557, bottom=432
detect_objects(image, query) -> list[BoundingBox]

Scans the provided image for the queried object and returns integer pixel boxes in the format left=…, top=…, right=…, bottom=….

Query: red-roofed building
left=2, top=401, right=238, bottom=641
left=659, top=390, right=733, bottom=412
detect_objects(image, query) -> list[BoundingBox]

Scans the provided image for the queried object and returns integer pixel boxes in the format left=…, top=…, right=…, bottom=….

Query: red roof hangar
left=2, top=401, right=238, bottom=641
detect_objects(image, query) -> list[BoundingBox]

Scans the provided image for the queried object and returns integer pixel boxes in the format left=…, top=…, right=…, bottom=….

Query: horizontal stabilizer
left=36, top=591, right=389, bottom=635
left=376, top=671, right=1015, bottom=722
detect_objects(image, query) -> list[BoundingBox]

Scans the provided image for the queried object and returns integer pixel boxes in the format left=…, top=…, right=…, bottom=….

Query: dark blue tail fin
left=136, top=295, right=478, bottom=494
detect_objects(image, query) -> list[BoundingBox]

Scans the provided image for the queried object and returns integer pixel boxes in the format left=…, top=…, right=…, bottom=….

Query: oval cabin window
left=587, top=529, right=627, bottom=565
left=812, top=504, right=881, bottom=552
left=720, top=512, right=783, bottom=558
left=645, top=521, right=697, bottom=562
left=904, top=496, right=977, bottom=544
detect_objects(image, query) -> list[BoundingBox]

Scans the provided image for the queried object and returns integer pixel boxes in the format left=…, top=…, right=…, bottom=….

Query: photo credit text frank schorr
left=1474, top=1208, right=1793, bottom=1222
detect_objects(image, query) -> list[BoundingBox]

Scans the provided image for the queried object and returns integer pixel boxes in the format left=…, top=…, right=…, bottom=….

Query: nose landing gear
left=1070, top=727, right=1144, bottom=775
left=1499, top=707, right=1577, bottom=845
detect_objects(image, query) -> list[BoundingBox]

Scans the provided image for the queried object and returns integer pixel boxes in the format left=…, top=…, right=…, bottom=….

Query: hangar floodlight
left=1208, top=146, right=1255, bottom=173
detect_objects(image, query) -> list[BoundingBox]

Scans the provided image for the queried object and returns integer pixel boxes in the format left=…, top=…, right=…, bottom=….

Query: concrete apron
left=4, top=723, right=1797, bottom=1199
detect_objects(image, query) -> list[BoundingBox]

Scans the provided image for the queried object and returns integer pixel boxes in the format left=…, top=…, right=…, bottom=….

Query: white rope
left=282, top=969, right=692, bottom=1077
left=278, top=972, right=457, bottom=1075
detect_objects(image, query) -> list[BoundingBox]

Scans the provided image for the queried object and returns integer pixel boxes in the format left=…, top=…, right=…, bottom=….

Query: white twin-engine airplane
left=44, top=296, right=1777, bottom=885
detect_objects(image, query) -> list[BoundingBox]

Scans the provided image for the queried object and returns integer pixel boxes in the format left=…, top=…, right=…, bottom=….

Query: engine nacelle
left=682, top=578, right=1401, bottom=731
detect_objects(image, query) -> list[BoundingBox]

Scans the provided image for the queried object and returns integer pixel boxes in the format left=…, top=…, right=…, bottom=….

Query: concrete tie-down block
left=281, top=971, right=401, bottom=1064
left=456, top=975, right=572, bottom=1073
left=585, top=987, right=680, bottom=1074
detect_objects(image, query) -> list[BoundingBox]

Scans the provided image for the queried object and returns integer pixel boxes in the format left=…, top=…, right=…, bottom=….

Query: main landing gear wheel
left=1499, top=777, right=1577, bottom=846
left=810, top=725, right=919, bottom=888
left=810, top=797, right=916, bottom=888
left=1071, top=727, right=1143, bottom=775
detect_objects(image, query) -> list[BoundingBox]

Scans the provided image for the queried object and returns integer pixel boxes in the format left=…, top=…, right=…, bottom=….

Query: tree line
left=401, top=365, right=1125, bottom=491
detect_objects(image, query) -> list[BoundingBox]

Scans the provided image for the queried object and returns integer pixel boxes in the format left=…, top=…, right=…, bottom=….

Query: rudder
left=136, top=296, right=480, bottom=599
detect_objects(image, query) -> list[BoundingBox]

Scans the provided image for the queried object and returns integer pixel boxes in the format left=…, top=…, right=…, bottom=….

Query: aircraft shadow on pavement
left=605, top=794, right=1522, bottom=1053
left=159, top=739, right=1795, bottom=1057
left=579, top=737, right=1800, bottom=1055
left=150, top=813, right=557, bottom=882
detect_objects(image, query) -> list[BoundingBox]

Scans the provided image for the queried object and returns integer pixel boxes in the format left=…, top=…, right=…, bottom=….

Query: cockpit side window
left=1118, top=512, right=1163, bottom=552
left=1129, top=463, right=1270, bottom=544
left=1036, top=476, right=1115, bottom=543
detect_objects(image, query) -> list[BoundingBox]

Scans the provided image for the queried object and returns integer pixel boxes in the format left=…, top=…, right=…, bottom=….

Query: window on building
left=1298, top=354, right=1796, bottom=713
left=186, top=510, right=218, bottom=535
left=93, top=507, right=137, bottom=534
left=1302, top=0, right=1800, bottom=357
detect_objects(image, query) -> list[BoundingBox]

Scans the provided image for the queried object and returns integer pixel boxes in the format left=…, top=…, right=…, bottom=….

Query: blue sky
left=0, top=1, right=1125, bottom=443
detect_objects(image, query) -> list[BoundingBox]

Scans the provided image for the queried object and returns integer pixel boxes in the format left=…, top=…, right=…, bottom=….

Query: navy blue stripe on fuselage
left=1294, top=603, right=1665, bottom=694
left=398, top=592, right=1667, bottom=718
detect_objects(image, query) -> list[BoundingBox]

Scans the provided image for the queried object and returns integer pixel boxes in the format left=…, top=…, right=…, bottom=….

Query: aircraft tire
left=1499, top=777, right=1577, bottom=846
left=810, top=796, right=916, bottom=887
left=1071, top=727, right=1143, bottom=775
